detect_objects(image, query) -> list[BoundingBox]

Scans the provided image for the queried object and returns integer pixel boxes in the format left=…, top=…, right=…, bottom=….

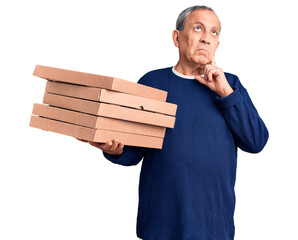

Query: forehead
left=185, top=9, right=220, bottom=29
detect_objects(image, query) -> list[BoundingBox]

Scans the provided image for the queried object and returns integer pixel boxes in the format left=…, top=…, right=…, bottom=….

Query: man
left=86, top=5, right=269, bottom=240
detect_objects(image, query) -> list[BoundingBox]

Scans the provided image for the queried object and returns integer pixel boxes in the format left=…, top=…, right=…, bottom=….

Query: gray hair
left=176, top=5, right=221, bottom=32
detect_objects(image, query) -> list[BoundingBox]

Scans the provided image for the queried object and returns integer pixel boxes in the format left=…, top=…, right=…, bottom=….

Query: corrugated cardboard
left=45, top=81, right=177, bottom=116
left=32, top=103, right=166, bottom=137
left=33, top=65, right=167, bottom=101
left=30, top=115, right=164, bottom=149
left=43, top=93, right=176, bottom=128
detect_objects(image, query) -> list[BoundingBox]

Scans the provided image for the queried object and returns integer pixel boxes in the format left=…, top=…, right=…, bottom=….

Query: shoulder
left=224, top=72, right=246, bottom=93
left=137, top=67, right=172, bottom=87
left=224, top=72, right=239, bottom=86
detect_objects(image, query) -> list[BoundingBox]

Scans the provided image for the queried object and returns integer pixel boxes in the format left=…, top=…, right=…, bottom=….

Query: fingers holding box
left=88, top=139, right=124, bottom=156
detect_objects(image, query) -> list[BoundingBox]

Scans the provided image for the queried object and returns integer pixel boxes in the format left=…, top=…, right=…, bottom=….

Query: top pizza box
left=33, top=65, right=167, bottom=101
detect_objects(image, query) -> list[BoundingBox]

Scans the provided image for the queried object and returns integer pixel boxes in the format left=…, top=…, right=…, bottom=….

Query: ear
left=172, top=30, right=180, bottom=47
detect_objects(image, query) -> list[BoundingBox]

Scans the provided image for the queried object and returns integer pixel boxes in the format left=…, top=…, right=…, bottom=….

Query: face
left=173, top=9, right=220, bottom=66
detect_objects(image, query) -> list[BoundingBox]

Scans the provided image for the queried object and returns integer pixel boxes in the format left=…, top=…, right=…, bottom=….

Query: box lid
left=33, top=65, right=167, bottom=101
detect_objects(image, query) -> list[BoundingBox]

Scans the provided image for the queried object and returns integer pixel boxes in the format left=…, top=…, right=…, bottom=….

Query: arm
left=214, top=75, right=269, bottom=153
left=195, top=58, right=269, bottom=153
left=102, top=145, right=146, bottom=166
left=79, top=138, right=145, bottom=167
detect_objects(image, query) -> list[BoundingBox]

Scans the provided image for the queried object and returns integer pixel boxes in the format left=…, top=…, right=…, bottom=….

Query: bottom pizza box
left=29, top=115, right=164, bottom=149
left=32, top=103, right=166, bottom=138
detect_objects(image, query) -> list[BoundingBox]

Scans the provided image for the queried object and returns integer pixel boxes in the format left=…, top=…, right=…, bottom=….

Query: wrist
left=218, top=86, right=234, bottom=98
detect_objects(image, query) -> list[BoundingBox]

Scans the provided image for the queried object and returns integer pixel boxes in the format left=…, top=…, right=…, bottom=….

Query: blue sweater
left=103, top=67, right=269, bottom=240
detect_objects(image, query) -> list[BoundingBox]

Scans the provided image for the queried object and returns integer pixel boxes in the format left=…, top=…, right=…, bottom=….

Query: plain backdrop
left=0, top=0, right=297, bottom=239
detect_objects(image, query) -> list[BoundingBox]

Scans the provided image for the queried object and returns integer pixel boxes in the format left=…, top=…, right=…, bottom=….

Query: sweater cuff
left=215, top=87, right=243, bottom=109
left=102, top=150, right=123, bottom=161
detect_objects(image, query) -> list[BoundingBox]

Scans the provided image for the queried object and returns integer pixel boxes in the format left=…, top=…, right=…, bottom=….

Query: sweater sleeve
left=214, top=74, right=269, bottom=153
left=102, top=145, right=146, bottom=166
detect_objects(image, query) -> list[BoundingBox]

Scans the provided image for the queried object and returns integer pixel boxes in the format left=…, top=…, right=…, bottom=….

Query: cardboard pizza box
left=45, top=81, right=177, bottom=116
left=29, top=115, right=164, bottom=149
left=33, top=65, right=167, bottom=101
left=43, top=93, right=176, bottom=128
left=32, top=103, right=166, bottom=138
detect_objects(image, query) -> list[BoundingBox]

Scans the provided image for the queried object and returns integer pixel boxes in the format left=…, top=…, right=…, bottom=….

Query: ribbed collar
left=171, top=66, right=205, bottom=80
left=171, top=67, right=195, bottom=79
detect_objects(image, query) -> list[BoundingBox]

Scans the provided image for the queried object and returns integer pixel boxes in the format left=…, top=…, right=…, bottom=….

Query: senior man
left=87, top=5, right=269, bottom=240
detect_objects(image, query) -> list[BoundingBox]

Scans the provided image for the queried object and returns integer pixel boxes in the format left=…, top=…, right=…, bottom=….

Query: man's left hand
left=195, top=58, right=234, bottom=98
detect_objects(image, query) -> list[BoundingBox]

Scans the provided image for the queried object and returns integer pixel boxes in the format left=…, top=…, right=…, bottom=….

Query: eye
left=211, top=30, right=218, bottom=36
left=194, top=26, right=202, bottom=32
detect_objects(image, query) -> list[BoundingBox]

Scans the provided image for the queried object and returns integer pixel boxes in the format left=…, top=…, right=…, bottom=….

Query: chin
left=193, top=55, right=210, bottom=65
left=195, top=59, right=210, bottom=65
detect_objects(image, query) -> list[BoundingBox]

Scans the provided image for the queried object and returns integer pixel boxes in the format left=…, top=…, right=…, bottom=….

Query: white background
left=0, top=0, right=297, bottom=239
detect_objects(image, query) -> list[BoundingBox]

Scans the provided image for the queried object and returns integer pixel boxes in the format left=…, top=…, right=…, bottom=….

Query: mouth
left=196, top=49, right=209, bottom=56
left=197, top=48, right=208, bottom=52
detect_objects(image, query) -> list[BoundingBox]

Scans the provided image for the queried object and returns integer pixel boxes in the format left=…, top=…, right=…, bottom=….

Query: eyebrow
left=193, top=21, right=204, bottom=26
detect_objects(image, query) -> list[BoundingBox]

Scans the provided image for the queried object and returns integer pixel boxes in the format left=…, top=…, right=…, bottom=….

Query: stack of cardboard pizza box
left=29, top=65, right=177, bottom=149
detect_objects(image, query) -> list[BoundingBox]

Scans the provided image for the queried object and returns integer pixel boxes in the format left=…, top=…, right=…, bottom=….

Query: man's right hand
left=77, top=138, right=124, bottom=155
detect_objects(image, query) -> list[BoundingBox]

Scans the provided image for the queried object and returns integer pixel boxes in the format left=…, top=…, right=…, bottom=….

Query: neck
left=174, top=59, right=206, bottom=76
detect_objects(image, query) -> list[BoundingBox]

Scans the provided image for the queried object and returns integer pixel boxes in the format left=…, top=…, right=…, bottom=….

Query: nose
left=200, top=32, right=210, bottom=44
left=201, top=39, right=210, bottom=44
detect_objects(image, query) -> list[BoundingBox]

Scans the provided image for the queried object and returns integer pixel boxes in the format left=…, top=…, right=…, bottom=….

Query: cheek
left=180, top=37, right=193, bottom=53
left=188, top=39, right=199, bottom=53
